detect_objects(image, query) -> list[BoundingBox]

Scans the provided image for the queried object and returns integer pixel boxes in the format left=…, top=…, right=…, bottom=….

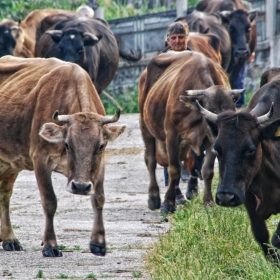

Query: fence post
left=266, top=0, right=277, bottom=39
left=176, top=0, right=188, bottom=18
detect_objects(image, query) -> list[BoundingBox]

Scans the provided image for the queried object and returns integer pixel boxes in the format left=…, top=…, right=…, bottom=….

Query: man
left=163, top=21, right=204, bottom=203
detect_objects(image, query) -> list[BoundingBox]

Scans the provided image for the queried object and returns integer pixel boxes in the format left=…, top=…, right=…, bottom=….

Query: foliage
left=0, top=0, right=200, bottom=21
left=132, top=270, right=143, bottom=278
left=101, top=86, right=139, bottom=114
left=145, top=173, right=280, bottom=279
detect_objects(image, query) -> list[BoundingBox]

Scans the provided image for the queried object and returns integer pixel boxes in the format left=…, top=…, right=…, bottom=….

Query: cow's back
left=0, top=56, right=104, bottom=169
left=139, top=51, right=229, bottom=142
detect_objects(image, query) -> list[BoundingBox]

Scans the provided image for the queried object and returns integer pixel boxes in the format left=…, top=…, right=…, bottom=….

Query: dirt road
left=0, top=113, right=177, bottom=280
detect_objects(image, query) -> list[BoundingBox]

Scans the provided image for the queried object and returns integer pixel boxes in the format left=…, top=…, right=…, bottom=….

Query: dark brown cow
left=0, top=56, right=126, bottom=257
left=176, top=10, right=231, bottom=70
left=178, top=0, right=257, bottom=88
left=196, top=0, right=245, bottom=13
left=260, top=67, right=280, bottom=87
left=196, top=78, right=280, bottom=260
left=139, top=51, right=243, bottom=212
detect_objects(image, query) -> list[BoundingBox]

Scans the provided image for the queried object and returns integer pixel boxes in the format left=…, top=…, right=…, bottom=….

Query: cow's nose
left=71, top=181, right=92, bottom=195
left=216, top=192, right=239, bottom=207
left=234, top=49, right=249, bottom=59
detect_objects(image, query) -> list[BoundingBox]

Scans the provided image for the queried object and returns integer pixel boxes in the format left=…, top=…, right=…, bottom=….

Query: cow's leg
left=0, top=172, right=22, bottom=251
left=33, top=159, right=62, bottom=257
left=90, top=180, right=106, bottom=256
left=244, top=189, right=269, bottom=257
left=271, top=222, right=280, bottom=261
left=201, top=142, right=215, bottom=205
left=139, top=117, right=161, bottom=210
left=162, top=130, right=180, bottom=214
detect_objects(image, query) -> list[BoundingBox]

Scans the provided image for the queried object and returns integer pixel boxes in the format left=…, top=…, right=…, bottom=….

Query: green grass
left=36, top=270, right=44, bottom=278
left=145, top=174, right=280, bottom=279
left=86, top=273, right=96, bottom=279
left=132, top=270, right=143, bottom=278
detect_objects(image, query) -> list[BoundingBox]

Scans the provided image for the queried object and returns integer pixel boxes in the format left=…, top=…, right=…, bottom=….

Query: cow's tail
left=119, top=48, right=142, bottom=62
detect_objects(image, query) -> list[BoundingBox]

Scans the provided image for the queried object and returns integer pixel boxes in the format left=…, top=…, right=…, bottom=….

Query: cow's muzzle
left=233, top=48, right=250, bottom=60
left=216, top=191, right=242, bottom=207
left=67, top=180, right=94, bottom=195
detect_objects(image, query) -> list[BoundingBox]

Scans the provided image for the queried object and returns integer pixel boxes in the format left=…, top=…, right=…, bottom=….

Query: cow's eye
left=99, top=144, right=105, bottom=152
left=65, top=142, right=70, bottom=151
left=245, top=146, right=256, bottom=157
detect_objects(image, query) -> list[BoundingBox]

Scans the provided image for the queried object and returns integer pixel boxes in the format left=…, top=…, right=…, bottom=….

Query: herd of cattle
left=0, top=0, right=280, bottom=264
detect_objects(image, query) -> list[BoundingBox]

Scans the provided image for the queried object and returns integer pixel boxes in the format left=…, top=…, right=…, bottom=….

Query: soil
left=0, top=113, right=187, bottom=280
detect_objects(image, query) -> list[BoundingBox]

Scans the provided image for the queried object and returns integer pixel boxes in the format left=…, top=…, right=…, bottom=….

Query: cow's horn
left=46, top=30, right=63, bottom=36
left=231, top=89, right=245, bottom=95
left=101, top=108, right=121, bottom=125
left=256, top=102, right=274, bottom=124
left=195, top=100, right=218, bottom=122
left=186, top=90, right=205, bottom=95
left=52, top=110, right=70, bottom=122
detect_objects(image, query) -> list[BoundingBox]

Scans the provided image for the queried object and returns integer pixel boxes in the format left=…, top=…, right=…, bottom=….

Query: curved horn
left=195, top=100, right=218, bottom=122
left=46, top=30, right=63, bottom=36
left=231, top=89, right=245, bottom=95
left=185, top=90, right=205, bottom=96
left=256, top=102, right=274, bottom=124
left=101, top=108, right=121, bottom=125
left=52, top=110, right=70, bottom=122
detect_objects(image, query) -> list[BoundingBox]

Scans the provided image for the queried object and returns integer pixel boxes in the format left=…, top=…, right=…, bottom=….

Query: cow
left=0, top=55, right=126, bottom=257
left=176, top=11, right=231, bottom=71
left=35, top=14, right=141, bottom=94
left=195, top=78, right=280, bottom=260
left=194, top=0, right=257, bottom=89
left=196, top=0, right=245, bottom=13
left=260, top=67, right=280, bottom=87
left=0, top=20, right=20, bottom=57
left=0, top=9, right=78, bottom=58
left=179, top=4, right=257, bottom=88
left=139, top=50, right=243, bottom=212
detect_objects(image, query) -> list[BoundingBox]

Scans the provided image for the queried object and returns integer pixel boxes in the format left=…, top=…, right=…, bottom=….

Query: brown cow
left=0, top=9, right=77, bottom=58
left=0, top=55, right=126, bottom=257
left=139, top=51, right=243, bottom=212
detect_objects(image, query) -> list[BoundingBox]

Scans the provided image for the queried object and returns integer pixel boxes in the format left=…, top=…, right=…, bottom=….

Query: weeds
left=36, top=270, right=44, bottom=278
left=132, top=270, right=143, bottom=278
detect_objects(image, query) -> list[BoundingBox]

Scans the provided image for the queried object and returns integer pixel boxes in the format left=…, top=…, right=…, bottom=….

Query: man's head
left=76, top=5, right=95, bottom=18
left=166, top=21, right=189, bottom=51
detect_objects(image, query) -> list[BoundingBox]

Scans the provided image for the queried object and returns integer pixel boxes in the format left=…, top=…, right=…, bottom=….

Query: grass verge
left=145, top=175, right=280, bottom=279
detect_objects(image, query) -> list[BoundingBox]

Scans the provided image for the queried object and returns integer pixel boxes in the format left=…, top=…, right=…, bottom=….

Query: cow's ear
left=39, top=123, right=65, bottom=143
left=260, top=119, right=280, bottom=141
left=218, top=11, right=231, bottom=25
left=103, top=125, right=126, bottom=142
left=249, top=10, right=257, bottom=22
left=83, top=33, right=102, bottom=46
left=206, top=120, right=218, bottom=137
left=46, top=30, right=63, bottom=44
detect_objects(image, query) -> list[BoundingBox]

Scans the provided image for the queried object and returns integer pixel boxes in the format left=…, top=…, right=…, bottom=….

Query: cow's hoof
left=203, top=200, right=215, bottom=207
left=3, top=241, right=23, bottom=251
left=161, top=203, right=175, bottom=215
left=148, top=198, right=161, bottom=210
left=90, top=242, right=106, bottom=256
left=42, top=248, right=63, bottom=257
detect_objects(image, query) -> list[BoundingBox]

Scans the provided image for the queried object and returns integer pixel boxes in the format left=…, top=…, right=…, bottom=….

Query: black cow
left=35, top=15, right=140, bottom=94
left=0, top=21, right=17, bottom=57
left=196, top=78, right=280, bottom=260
